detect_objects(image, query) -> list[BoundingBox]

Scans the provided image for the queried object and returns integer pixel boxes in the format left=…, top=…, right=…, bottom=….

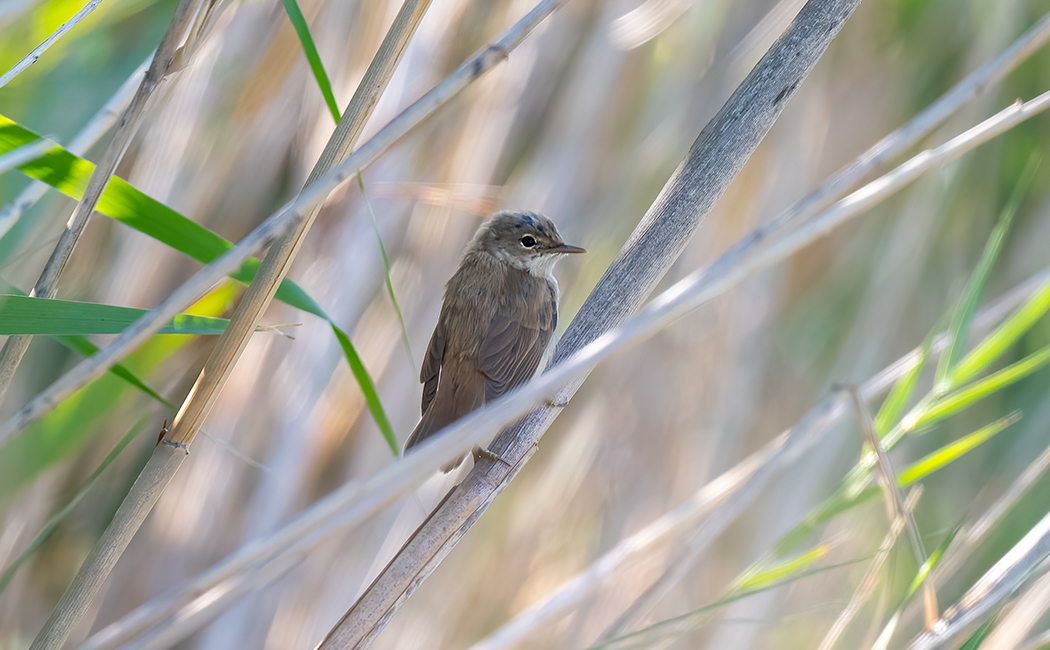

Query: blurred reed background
left=1, top=0, right=1050, bottom=648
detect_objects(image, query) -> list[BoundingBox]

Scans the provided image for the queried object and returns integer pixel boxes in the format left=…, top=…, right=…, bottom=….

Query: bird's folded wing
left=479, top=307, right=553, bottom=402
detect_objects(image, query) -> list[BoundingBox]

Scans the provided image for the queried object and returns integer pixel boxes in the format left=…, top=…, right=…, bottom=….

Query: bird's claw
left=473, top=445, right=513, bottom=468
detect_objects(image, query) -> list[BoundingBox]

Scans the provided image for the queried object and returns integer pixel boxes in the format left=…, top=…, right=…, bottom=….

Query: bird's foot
left=473, top=445, right=514, bottom=468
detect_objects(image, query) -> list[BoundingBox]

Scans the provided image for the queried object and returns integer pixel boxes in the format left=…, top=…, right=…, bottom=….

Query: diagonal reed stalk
left=0, top=0, right=106, bottom=89
left=162, top=0, right=432, bottom=451
left=979, top=568, right=1050, bottom=650
left=316, top=0, right=865, bottom=647
left=0, top=0, right=209, bottom=403
left=25, top=0, right=434, bottom=646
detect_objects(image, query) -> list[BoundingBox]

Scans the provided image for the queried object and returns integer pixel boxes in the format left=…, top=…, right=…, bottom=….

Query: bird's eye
left=519, top=235, right=536, bottom=248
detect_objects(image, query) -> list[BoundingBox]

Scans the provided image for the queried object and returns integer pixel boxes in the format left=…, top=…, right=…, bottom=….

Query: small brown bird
left=404, top=210, right=585, bottom=469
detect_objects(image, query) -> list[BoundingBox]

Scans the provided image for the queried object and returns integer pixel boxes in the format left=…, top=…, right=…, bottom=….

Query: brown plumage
left=404, top=210, right=585, bottom=469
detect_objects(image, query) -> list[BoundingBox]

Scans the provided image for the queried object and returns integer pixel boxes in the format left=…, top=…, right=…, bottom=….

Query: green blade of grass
left=898, top=413, right=1020, bottom=486
left=332, top=324, right=399, bottom=456
left=915, top=345, right=1050, bottom=430
left=875, top=339, right=930, bottom=437
left=958, top=617, right=997, bottom=650
left=906, top=522, right=961, bottom=598
left=0, top=115, right=325, bottom=319
left=0, top=285, right=243, bottom=494
left=773, top=416, right=1014, bottom=560
left=589, top=558, right=867, bottom=650
left=0, top=294, right=250, bottom=336
left=936, top=157, right=1038, bottom=391
left=55, top=335, right=174, bottom=409
left=772, top=485, right=883, bottom=558
left=731, top=545, right=828, bottom=592
left=0, top=418, right=145, bottom=595
left=870, top=610, right=903, bottom=650
left=358, top=171, right=413, bottom=366
left=0, top=281, right=174, bottom=408
left=950, top=278, right=1050, bottom=388
left=282, top=0, right=340, bottom=124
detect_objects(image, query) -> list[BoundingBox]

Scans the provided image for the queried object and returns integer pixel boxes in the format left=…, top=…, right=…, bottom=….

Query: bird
left=403, top=210, right=585, bottom=470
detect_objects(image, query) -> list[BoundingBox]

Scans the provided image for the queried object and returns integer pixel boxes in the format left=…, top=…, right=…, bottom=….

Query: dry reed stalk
left=163, top=0, right=434, bottom=449
left=981, top=569, right=1050, bottom=650
left=758, top=8, right=1050, bottom=242
left=847, top=386, right=927, bottom=566
left=817, top=488, right=923, bottom=650
left=0, top=0, right=106, bottom=89
left=892, top=436, right=1050, bottom=643
left=316, top=1, right=865, bottom=647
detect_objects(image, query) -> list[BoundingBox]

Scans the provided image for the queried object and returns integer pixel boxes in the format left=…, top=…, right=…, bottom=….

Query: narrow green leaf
left=898, top=414, right=1020, bottom=485
left=358, top=171, right=414, bottom=366
left=870, top=611, right=902, bottom=650
left=774, top=414, right=1011, bottom=560
left=0, top=286, right=240, bottom=494
left=331, top=324, right=399, bottom=457
left=916, top=345, right=1050, bottom=430
left=0, top=115, right=324, bottom=319
left=936, top=157, right=1038, bottom=391
left=906, top=523, right=961, bottom=598
left=772, top=485, right=882, bottom=558
left=0, top=294, right=245, bottom=336
left=0, top=418, right=145, bottom=595
left=875, top=339, right=930, bottom=437
left=732, top=545, right=828, bottom=591
left=958, top=617, right=997, bottom=650
left=55, top=336, right=174, bottom=409
left=589, top=558, right=866, bottom=650
left=282, top=0, right=341, bottom=124
left=950, top=278, right=1050, bottom=388
left=0, top=282, right=174, bottom=408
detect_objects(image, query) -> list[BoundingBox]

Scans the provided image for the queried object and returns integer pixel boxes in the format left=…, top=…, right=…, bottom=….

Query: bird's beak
left=550, top=243, right=586, bottom=254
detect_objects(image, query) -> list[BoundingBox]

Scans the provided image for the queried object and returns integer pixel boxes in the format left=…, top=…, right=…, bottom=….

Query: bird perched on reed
left=404, top=210, right=585, bottom=470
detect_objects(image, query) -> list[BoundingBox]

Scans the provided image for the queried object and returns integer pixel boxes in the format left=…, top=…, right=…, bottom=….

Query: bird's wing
left=419, top=318, right=445, bottom=416
left=478, top=282, right=556, bottom=401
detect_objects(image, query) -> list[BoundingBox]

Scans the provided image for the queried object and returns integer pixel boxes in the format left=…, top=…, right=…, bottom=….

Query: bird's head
left=473, top=210, right=585, bottom=276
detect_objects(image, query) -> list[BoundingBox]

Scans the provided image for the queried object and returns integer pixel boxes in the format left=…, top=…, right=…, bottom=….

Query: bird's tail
left=404, top=408, right=467, bottom=472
